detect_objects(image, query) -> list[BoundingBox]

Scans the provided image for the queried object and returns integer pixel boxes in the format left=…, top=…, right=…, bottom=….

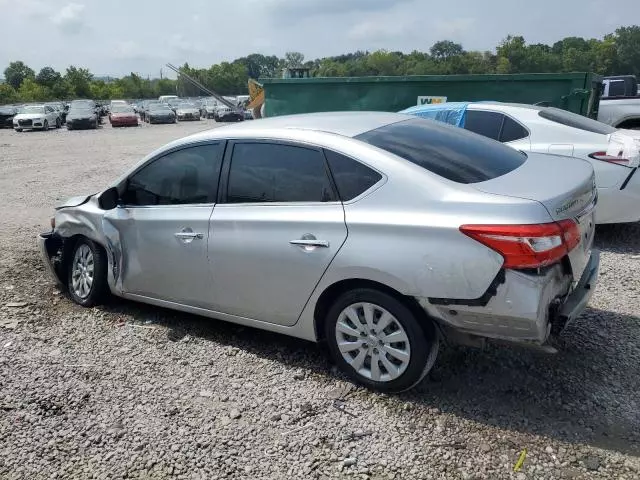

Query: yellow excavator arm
left=247, top=78, right=265, bottom=117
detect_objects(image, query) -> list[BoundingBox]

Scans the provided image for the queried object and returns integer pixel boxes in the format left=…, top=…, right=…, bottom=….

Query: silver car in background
left=39, top=112, right=600, bottom=392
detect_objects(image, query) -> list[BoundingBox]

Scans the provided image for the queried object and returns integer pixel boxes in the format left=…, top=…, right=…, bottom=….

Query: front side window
left=122, top=143, right=224, bottom=206
left=226, top=143, right=335, bottom=203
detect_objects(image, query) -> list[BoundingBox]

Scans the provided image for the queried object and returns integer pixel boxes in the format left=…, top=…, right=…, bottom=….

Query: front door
left=208, top=141, right=348, bottom=326
left=105, top=142, right=225, bottom=307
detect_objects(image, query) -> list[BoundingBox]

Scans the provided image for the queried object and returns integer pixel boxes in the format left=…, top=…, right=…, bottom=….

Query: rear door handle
left=289, top=239, right=329, bottom=248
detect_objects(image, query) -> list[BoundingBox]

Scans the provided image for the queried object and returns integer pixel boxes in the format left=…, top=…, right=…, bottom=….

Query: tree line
left=1, top=26, right=639, bottom=104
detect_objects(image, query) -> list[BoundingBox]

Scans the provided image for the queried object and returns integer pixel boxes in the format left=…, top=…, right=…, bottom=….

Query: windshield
left=69, top=106, right=94, bottom=113
left=356, top=118, right=526, bottom=184
left=0, top=107, right=16, bottom=114
left=111, top=105, right=134, bottom=113
left=19, top=105, right=45, bottom=114
left=538, top=108, right=616, bottom=135
left=150, top=104, right=171, bottom=111
left=178, top=103, right=196, bottom=109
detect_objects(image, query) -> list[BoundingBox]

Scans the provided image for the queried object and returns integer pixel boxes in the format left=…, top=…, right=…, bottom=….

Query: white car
left=402, top=102, right=640, bottom=224
left=13, top=104, right=61, bottom=132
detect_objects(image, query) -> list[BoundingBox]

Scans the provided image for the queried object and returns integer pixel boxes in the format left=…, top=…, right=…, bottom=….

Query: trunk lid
left=607, top=129, right=640, bottom=168
left=471, top=152, right=596, bottom=281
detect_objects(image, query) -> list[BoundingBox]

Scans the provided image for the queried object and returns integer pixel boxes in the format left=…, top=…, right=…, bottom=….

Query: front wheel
left=67, top=238, right=109, bottom=307
left=56, top=118, right=61, bottom=129
left=325, top=288, right=439, bottom=393
left=43, top=120, right=49, bottom=130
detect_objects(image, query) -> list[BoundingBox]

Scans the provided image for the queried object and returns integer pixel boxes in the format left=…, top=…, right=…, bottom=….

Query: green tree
left=283, top=51, right=305, bottom=68
left=430, top=40, right=464, bottom=61
left=17, top=78, right=50, bottom=102
left=64, top=66, right=93, bottom=98
left=36, top=67, right=62, bottom=89
left=3, top=61, right=35, bottom=90
left=0, top=83, right=19, bottom=104
left=615, top=26, right=640, bottom=76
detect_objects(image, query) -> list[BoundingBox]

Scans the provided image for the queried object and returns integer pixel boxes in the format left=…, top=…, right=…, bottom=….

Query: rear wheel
left=55, top=118, right=61, bottom=129
left=325, top=288, right=439, bottom=392
left=67, top=238, right=109, bottom=307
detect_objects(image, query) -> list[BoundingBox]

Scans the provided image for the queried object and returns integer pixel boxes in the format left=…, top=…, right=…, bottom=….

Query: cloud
left=432, top=18, right=476, bottom=38
left=268, top=0, right=414, bottom=16
left=51, top=3, right=86, bottom=34
left=169, top=34, right=205, bottom=55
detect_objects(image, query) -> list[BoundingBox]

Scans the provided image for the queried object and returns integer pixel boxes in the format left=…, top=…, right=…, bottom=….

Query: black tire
left=15, top=128, right=22, bottom=132
left=324, top=288, right=439, bottom=393
left=56, top=118, right=61, bottom=129
left=43, top=120, right=49, bottom=130
left=67, top=238, right=109, bottom=307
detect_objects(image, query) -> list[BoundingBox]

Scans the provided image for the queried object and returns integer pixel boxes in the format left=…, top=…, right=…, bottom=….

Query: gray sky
left=0, top=0, right=635, bottom=78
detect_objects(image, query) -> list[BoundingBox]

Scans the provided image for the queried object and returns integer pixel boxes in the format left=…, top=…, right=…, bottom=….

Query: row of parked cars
left=0, top=95, right=252, bottom=132
left=39, top=94, right=640, bottom=392
left=0, top=100, right=105, bottom=131
left=133, top=98, right=249, bottom=124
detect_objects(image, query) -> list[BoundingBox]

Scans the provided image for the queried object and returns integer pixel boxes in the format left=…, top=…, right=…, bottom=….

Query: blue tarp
left=399, top=102, right=470, bottom=128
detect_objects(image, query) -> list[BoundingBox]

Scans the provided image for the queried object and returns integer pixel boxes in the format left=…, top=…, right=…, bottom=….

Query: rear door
left=207, top=141, right=347, bottom=326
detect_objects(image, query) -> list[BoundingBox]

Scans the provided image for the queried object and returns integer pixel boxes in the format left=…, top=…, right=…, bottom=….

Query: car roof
left=200, top=112, right=408, bottom=139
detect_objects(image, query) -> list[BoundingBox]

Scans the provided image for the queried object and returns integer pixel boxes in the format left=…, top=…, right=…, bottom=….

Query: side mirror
left=98, top=187, right=120, bottom=210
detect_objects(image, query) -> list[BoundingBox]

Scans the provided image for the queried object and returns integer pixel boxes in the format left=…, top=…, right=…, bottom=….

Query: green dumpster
left=262, top=73, right=602, bottom=119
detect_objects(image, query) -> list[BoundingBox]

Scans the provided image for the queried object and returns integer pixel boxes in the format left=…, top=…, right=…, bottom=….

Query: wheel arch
left=615, top=117, right=640, bottom=129
left=312, top=278, right=437, bottom=343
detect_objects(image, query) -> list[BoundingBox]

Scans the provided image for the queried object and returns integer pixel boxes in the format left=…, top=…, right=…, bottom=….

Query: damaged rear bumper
left=38, top=232, right=65, bottom=287
left=420, top=250, right=600, bottom=345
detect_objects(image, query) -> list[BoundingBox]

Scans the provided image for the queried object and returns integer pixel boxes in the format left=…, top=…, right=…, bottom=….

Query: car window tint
left=324, top=149, right=382, bottom=201
left=607, top=80, right=625, bottom=97
left=463, top=110, right=503, bottom=140
left=500, top=116, right=529, bottom=143
left=226, top=143, right=335, bottom=203
left=123, top=144, right=223, bottom=206
left=538, top=107, right=615, bottom=135
left=356, top=118, right=526, bottom=184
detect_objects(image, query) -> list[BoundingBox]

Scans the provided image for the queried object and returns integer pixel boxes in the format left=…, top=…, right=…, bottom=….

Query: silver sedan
left=39, top=112, right=600, bottom=392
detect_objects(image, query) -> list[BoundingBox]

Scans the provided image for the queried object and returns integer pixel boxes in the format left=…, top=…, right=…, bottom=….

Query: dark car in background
left=0, top=106, right=17, bottom=128
left=66, top=99, right=99, bottom=130
left=140, top=100, right=161, bottom=122
left=146, top=103, right=176, bottom=124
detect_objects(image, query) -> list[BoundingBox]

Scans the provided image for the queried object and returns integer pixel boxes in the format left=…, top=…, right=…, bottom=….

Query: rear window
left=355, top=118, right=526, bottom=184
left=538, top=108, right=615, bottom=135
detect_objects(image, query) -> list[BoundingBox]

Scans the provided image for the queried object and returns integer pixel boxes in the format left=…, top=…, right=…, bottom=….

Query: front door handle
left=175, top=228, right=204, bottom=243
left=290, top=239, right=329, bottom=248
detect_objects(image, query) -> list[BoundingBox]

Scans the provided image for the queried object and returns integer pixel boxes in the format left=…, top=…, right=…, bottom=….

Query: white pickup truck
left=598, top=75, right=640, bottom=129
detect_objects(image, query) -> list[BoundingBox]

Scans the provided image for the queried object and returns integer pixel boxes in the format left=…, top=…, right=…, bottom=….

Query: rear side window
left=607, top=80, right=626, bottom=97
left=226, top=143, right=336, bottom=203
left=500, top=116, right=529, bottom=143
left=356, top=118, right=526, bottom=184
left=463, top=110, right=503, bottom=140
left=324, top=150, right=382, bottom=201
left=538, top=107, right=616, bottom=135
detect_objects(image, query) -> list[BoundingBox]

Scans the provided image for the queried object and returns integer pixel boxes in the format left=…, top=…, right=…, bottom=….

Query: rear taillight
left=460, top=220, right=580, bottom=269
left=588, top=151, right=629, bottom=165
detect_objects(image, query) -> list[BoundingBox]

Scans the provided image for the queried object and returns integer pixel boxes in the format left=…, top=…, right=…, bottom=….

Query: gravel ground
left=0, top=121, right=639, bottom=480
